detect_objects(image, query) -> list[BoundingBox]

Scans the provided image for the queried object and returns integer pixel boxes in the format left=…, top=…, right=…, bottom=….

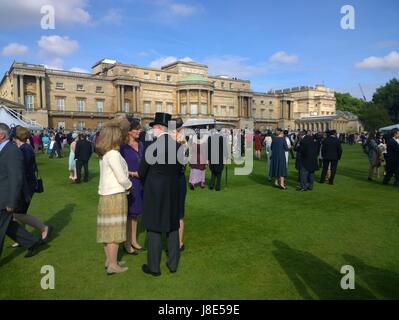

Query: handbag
left=34, top=169, right=44, bottom=193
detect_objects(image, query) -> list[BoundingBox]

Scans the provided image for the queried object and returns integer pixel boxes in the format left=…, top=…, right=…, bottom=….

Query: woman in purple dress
left=120, top=119, right=145, bottom=255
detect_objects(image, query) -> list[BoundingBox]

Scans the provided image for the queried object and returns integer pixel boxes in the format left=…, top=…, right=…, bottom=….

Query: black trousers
left=320, top=159, right=338, bottom=183
left=300, top=166, right=315, bottom=190
left=210, top=171, right=222, bottom=191
left=0, top=210, right=38, bottom=257
left=147, top=230, right=180, bottom=274
left=76, top=160, right=89, bottom=182
left=383, top=162, right=399, bottom=186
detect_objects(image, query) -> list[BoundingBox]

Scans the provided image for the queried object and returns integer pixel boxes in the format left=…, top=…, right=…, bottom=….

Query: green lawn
left=1, top=144, right=398, bottom=300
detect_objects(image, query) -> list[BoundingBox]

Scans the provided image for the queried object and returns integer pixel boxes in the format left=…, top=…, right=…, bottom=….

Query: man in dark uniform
left=74, top=134, right=93, bottom=183
left=138, top=113, right=181, bottom=276
left=298, top=130, right=320, bottom=191
left=319, top=130, right=343, bottom=185
left=0, top=123, right=44, bottom=258
left=383, top=128, right=399, bottom=186
left=208, top=128, right=227, bottom=191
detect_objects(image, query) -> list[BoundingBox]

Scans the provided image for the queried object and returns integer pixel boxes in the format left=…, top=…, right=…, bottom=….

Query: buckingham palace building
left=0, top=58, right=361, bottom=132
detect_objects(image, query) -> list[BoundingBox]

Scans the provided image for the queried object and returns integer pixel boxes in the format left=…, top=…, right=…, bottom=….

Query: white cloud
left=355, top=51, right=399, bottom=70
left=156, top=0, right=203, bottom=17
left=43, top=57, right=64, bottom=70
left=38, top=35, right=79, bottom=56
left=269, top=51, right=299, bottom=64
left=0, top=0, right=91, bottom=26
left=2, top=43, right=28, bottom=56
left=70, top=67, right=89, bottom=73
left=149, top=56, right=193, bottom=68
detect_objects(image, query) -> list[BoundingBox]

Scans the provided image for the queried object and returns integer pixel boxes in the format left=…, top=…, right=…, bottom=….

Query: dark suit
left=75, top=139, right=92, bottom=183
left=299, top=135, right=320, bottom=190
left=208, top=131, right=227, bottom=191
left=383, top=137, right=399, bottom=186
left=138, top=133, right=181, bottom=273
left=320, top=136, right=343, bottom=184
left=0, top=141, right=39, bottom=257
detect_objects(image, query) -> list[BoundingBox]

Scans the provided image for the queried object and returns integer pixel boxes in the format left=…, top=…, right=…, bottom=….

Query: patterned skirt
left=97, top=192, right=128, bottom=244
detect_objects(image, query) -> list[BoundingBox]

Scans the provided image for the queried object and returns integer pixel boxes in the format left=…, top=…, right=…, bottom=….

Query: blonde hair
left=96, top=123, right=123, bottom=159
left=15, top=126, right=30, bottom=142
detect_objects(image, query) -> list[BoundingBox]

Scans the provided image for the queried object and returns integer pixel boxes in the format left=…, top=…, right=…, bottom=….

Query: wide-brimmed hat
left=150, top=112, right=172, bottom=127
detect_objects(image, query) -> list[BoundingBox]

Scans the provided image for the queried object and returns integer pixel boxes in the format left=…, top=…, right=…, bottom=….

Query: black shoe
left=189, top=184, right=194, bottom=190
left=25, top=240, right=44, bottom=258
left=123, top=246, right=138, bottom=255
left=166, top=262, right=176, bottom=273
left=209, top=185, right=214, bottom=190
left=142, top=264, right=161, bottom=277
left=297, top=188, right=307, bottom=192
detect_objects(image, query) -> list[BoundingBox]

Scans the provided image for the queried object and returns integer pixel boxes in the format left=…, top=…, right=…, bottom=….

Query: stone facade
left=0, top=59, right=358, bottom=133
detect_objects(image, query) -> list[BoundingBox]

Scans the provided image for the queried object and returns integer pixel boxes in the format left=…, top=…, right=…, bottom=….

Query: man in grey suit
left=0, top=123, right=43, bottom=258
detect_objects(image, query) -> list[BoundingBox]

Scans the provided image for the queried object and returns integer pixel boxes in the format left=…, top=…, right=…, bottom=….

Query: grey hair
left=0, top=123, right=10, bottom=139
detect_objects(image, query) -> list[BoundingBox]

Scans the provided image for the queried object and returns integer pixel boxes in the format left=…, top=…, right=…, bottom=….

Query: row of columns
left=177, top=89, right=213, bottom=115
left=238, top=96, right=252, bottom=118
left=116, top=85, right=140, bottom=113
left=298, top=122, right=331, bottom=132
left=13, top=74, right=46, bottom=110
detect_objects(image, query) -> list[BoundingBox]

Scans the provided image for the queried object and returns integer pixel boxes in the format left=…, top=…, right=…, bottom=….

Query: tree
left=335, top=92, right=366, bottom=115
left=358, top=102, right=392, bottom=131
left=372, top=78, right=399, bottom=123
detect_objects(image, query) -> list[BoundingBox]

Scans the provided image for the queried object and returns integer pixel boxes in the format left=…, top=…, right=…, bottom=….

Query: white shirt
left=98, top=149, right=132, bottom=196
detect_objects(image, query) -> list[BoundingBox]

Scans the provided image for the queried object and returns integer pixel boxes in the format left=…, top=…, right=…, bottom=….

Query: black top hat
left=150, top=112, right=172, bottom=127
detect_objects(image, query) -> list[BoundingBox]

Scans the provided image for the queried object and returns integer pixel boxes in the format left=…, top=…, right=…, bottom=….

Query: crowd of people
left=1, top=115, right=398, bottom=275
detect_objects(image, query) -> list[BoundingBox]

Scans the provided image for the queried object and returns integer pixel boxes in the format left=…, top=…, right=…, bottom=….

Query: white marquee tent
left=379, top=124, right=399, bottom=132
left=0, top=105, right=43, bottom=131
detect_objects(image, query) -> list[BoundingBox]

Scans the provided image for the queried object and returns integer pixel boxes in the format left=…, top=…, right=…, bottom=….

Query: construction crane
left=358, top=84, right=367, bottom=101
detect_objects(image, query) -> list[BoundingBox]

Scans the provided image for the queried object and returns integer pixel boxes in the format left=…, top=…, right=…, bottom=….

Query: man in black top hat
left=319, top=130, right=343, bottom=185
left=138, top=112, right=181, bottom=276
left=208, top=128, right=228, bottom=191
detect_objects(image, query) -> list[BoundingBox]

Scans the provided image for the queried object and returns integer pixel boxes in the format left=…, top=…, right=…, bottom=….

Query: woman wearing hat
left=68, top=132, right=79, bottom=181
left=270, top=128, right=289, bottom=189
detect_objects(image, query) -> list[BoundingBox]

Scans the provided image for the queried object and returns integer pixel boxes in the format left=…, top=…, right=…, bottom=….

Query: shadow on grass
left=45, top=203, right=75, bottom=244
left=0, top=204, right=75, bottom=267
left=343, top=254, right=399, bottom=299
left=272, top=241, right=376, bottom=299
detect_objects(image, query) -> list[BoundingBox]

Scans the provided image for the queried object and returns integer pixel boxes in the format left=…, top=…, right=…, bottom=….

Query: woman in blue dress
left=270, top=128, right=289, bottom=189
left=120, top=119, right=144, bottom=255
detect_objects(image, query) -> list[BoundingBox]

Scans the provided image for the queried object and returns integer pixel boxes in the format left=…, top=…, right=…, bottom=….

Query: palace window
left=166, top=75, right=171, bottom=82
left=97, top=122, right=104, bottom=130
left=124, top=101, right=129, bottom=113
left=261, top=100, right=264, bottom=104
left=181, top=104, right=187, bottom=114
left=96, top=86, right=103, bottom=93
left=144, top=101, right=151, bottom=114
left=269, top=110, right=273, bottom=118
left=77, top=84, right=84, bottom=91
left=220, top=106, right=226, bottom=117
left=261, top=109, right=265, bottom=118
left=56, top=82, right=64, bottom=89
left=77, top=98, right=85, bottom=112
left=213, top=106, right=218, bottom=115
left=229, top=106, right=234, bottom=116
left=76, top=121, right=85, bottom=130
left=200, top=103, right=207, bottom=114
left=144, top=72, right=150, bottom=80
left=56, top=97, right=65, bottom=111
left=25, top=95, right=34, bottom=111
left=96, top=100, right=104, bottom=113
left=252, top=108, right=257, bottom=117
left=156, top=102, right=162, bottom=112
left=221, top=82, right=225, bottom=88
left=167, top=103, right=173, bottom=114
left=230, top=83, right=233, bottom=89
left=156, top=74, right=161, bottom=81
left=191, top=103, right=198, bottom=115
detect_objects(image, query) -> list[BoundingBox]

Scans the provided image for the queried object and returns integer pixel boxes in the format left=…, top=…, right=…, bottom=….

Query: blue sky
left=0, top=0, right=398, bottom=100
